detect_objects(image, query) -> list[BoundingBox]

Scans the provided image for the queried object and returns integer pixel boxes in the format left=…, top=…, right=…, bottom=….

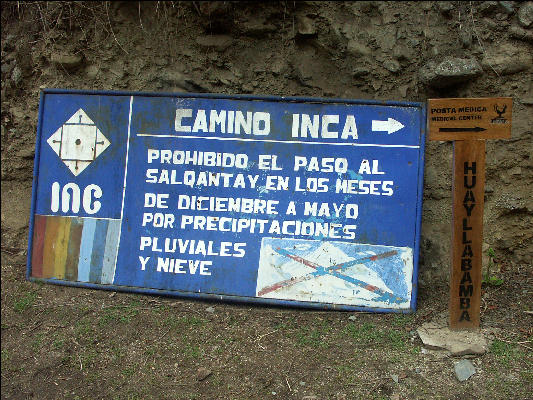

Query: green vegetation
left=13, top=291, right=37, bottom=313
left=295, top=319, right=332, bottom=348
left=335, top=364, right=359, bottom=385
left=183, top=343, right=203, bottom=360
left=121, top=365, right=137, bottom=378
left=1, top=349, right=9, bottom=364
left=344, top=322, right=408, bottom=350
left=490, top=339, right=528, bottom=367
left=98, top=301, right=141, bottom=326
left=483, top=247, right=504, bottom=286
left=31, top=332, right=45, bottom=351
left=296, top=326, right=329, bottom=348
left=162, top=314, right=206, bottom=331
left=79, top=347, right=99, bottom=369
left=75, top=318, right=93, bottom=338
left=52, top=338, right=65, bottom=350
left=391, top=313, right=414, bottom=328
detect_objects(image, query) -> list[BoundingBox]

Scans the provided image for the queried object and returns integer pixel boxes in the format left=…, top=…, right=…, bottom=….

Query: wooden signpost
left=428, top=97, right=512, bottom=330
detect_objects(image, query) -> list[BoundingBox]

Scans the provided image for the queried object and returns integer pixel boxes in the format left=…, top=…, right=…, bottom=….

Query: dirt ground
left=1, top=2, right=532, bottom=399
left=1, top=259, right=532, bottom=400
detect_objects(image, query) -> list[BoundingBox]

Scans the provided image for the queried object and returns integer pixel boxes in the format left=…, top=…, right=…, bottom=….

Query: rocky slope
left=1, top=1, right=532, bottom=287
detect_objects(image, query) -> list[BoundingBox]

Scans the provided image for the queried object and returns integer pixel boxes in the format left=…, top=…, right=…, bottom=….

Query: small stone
left=517, top=2, right=533, bottom=27
left=195, top=367, right=212, bottom=381
left=495, top=12, right=509, bottom=21
left=454, top=359, right=476, bottom=381
left=297, top=16, right=316, bottom=36
left=86, top=65, right=99, bottom=79
left=421, top=2, right=433, bottom=11
left=459, top=30, right=472, bottom=48
left=10, top=106, right=24, bottom=120
left=419, top=57, right=482, bottom=88
left=346, top=40, right=371, bottom=57
left=391, top=374, right=399, bottom=383
left=2, top=34, right=15, bottom=51
left=159, top=70, right=186, bottom=87
left=437, top=2, right=454, bottom=16
left=1, top=62, right=13, bottom=75
left=407, top=38, right=420, bottom=47
left=482, top=43, right=533, bottom=75
left=417, top=322, right=488, bottom=355
left=155, top=57, right=168, bottom=67
left=398, top=84, right=409, bottom=98
left=195, top=35, right=233, bottom=52
left=205, top=306, right=215, bottom=313
left=359, top=1, right=381, bottom=14
left=521, top=95, right=533, bottom=105
left=50, top=53, right=83, bottom=70
left=483, top=17, right=499, bottom=29
left=509, top=166, right=522, bottom=175
left=11, top=66, right=22, bottom=86
left=17, top=147, right=35, bottom=159
left=300, top=381, right=306, bottom=386
left=393, top=44, right=412, bottom=61
left=159, top=70, right=208, bottom=93
left=110, top=64, right=125, bottom=79
left=450, top=343, right=487, bottom=356
left=478, top=1, right=499, bottom=15
left=509, top=25, right=533, bottom=43
left=241, top=18, right=277, bottom=36
left=498, top=1, right=515, bottom=14
left=352, top=66, right=370, bottom=77
left=348, top=315, right=357, bottom=321
left=198, top=1, right=231, bottom=17
left=270, top=59, right=285, bottom=75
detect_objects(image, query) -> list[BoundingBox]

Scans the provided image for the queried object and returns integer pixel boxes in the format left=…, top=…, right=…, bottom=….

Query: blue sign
left=28, top=89, right=425, bottom=312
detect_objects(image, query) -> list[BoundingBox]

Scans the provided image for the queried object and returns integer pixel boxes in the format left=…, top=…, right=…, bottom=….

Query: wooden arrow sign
left=428, top=97, right=512, bottom=141
left=428, top=97, right=512, bottom=331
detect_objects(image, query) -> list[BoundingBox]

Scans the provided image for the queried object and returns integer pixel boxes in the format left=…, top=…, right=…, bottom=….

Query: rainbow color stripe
left=31, top=215, right=120, bottom=284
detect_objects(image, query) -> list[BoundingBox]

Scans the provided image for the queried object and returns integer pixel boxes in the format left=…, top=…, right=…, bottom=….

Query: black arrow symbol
left=439, top=127, right=487, bottom=132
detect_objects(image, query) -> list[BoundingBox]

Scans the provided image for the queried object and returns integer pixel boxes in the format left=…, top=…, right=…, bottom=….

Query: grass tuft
left=13, top=291, right=37, bottom=313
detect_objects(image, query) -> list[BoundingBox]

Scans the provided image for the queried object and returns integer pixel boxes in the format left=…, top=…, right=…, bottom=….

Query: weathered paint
left=27, top=89, right=425, bottom=312
left=31, top=215, right=47, bottom=278
left=65, top=218, right=83, bottom=281
left=256, top=239, right=411, bottom=308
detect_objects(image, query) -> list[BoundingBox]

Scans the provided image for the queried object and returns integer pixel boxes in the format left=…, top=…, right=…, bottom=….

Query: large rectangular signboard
left=28, top=89, right=425, bottom=312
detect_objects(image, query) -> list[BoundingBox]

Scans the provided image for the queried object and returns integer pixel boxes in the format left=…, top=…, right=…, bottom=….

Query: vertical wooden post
left=427, top=97, right=512, bottom=331
left=450, top=140, right=485, bottom=329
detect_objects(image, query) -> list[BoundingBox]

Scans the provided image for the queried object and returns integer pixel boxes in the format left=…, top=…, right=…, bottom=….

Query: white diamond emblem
left=47, top=108, right=110, bottom=176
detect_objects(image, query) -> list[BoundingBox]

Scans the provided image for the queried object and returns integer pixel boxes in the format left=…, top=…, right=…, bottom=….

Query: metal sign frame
left=28, top=89, right=425, bottom=312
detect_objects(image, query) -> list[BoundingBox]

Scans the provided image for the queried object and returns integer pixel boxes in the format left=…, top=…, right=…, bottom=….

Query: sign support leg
left=449, top=140, right=485, bottom=330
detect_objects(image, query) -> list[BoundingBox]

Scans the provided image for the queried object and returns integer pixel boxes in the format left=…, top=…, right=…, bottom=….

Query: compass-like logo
left=47, top=109, right=110, bottom=176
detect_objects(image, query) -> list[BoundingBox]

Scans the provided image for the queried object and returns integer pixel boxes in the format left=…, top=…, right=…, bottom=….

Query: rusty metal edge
left=38, top=88, right=425, bottom=108
left=27, top=277, right=414, bottom=313
left=409, top=102, right=427, bottom=312
left=26, top=90, right=46, bottom=281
